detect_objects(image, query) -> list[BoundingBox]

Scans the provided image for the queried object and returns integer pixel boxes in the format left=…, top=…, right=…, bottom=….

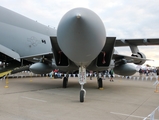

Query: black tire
left=98, top=78, right=103, bottom=89
left=80, top=90, right=84, bottom=102
left=63, top=77, right=68, bottom=88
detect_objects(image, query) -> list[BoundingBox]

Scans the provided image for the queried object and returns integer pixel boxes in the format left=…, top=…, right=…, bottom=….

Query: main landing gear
left=63, top=74, right=69, bottom=88
left=97, top=78, right=103, bottom=89
left=63, top=77, right=68, bottom=88
left=96, top=72, right=103, bottom=89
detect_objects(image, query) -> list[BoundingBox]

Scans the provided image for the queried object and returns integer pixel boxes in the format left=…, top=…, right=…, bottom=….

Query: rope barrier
left=0, top=71, right=158, bottom=82
left=143, top=106, right=159, bottom=120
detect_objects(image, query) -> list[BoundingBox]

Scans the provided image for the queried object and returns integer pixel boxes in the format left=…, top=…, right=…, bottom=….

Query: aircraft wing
left=0, top=44, right=53, bottom=77
left=115, top=38, right=159, bottom=47
left=112, top=53, right=151, bottom=64
left=20, top=52, right=53, bottom=63
left=0, top=44, right=20, bottom=62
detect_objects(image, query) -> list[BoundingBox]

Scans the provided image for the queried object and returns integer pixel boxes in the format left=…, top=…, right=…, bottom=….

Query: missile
left=57, top=8, right=106, bottom=66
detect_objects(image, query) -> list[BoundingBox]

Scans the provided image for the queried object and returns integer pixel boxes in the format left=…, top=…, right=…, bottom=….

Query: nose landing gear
left=78, top=66, right=86, bottom=102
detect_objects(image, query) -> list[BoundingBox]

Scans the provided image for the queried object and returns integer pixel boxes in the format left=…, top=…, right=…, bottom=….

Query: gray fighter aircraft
left=0, top=6, right=159, bottom=102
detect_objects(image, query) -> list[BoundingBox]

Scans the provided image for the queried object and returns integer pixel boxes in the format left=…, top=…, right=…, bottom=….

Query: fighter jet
left=0, top=6, right=159, bottom=102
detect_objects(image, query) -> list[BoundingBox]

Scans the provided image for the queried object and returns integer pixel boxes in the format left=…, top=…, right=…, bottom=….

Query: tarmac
left=0, top=74, right=159, bottom=120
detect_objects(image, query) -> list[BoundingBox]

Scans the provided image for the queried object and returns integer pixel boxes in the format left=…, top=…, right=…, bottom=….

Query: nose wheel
left=80, top=88, right=86, bottom=102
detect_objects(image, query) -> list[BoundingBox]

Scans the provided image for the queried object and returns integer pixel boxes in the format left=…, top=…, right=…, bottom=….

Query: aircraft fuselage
left=0, top=6, right=56, bottom=59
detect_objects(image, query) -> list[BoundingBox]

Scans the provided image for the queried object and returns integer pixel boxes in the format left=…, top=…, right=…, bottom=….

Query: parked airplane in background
left=0, top=6, right=159, bottom=102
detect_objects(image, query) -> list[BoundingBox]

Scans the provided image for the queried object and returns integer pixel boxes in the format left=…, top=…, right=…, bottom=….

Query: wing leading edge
left=115, top=38, right=159, bottom=47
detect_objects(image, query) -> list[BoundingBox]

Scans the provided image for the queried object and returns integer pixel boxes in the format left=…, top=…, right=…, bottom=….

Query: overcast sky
left=1, top=0, right=159, bottom=66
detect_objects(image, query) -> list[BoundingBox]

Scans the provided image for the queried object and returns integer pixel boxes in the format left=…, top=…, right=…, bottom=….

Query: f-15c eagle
left=0, top=6, right=159, bottom=102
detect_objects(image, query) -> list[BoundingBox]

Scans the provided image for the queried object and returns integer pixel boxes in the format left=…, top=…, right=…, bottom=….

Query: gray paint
left=29, top=62, right=52, bottom=74
left=113, top=63, right=136, bottom=76
left=0, top=44, right=20, bottom=61
left=0, top=6, right=56, bottom=36
left=115, top=38, right=159, bottom=47
left=57, top=8, right=106, bottom=66
left=0, top=6, right=56, bottom=59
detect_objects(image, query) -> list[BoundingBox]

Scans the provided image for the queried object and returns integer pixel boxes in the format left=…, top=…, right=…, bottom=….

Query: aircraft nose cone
left=57, top=8, right=106, bottom=66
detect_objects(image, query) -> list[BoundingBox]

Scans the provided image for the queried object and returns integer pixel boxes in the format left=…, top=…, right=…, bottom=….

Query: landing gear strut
left=97, top=72, right=103, bottom=89
left=63, top=74, right=69, bottom=88
left=78, top=66, right=86, bottom=102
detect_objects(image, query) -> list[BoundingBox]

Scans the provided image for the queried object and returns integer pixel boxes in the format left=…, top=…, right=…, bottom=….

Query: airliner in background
left=0, top=6, right=159, bottom=102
